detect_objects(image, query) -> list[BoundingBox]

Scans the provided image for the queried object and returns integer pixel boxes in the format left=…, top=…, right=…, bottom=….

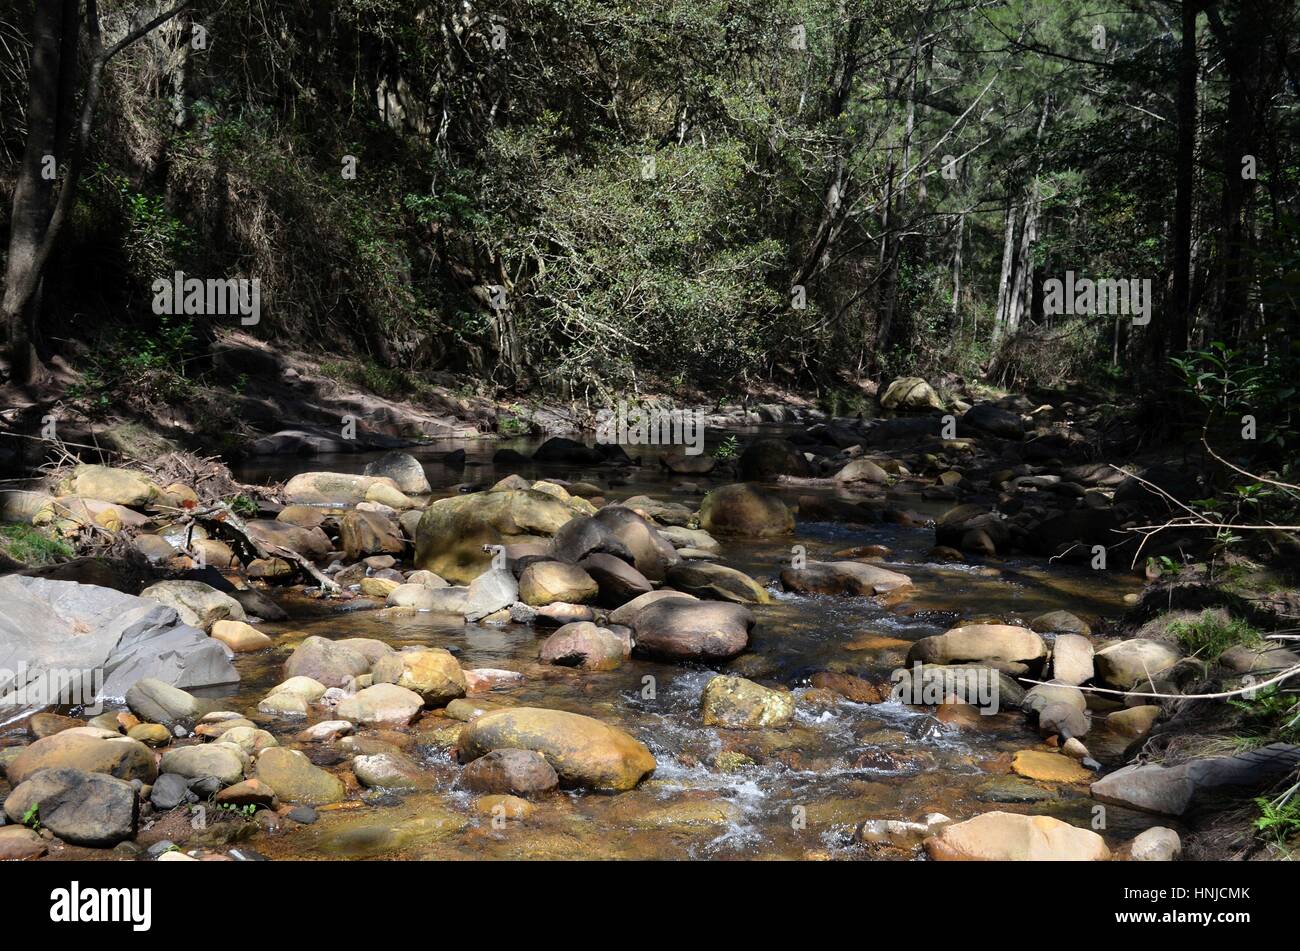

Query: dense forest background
left=2, top=0, right=1299, bottom=416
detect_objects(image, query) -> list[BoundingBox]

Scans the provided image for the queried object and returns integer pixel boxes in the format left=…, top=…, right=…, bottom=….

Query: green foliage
left=67, top=314, right=196, bottom=414
left=1254, top=793, right=1300, bottom=846
left=1167, top=610, right=1261, bottom=658
left=21, top=803, right=40, bottom=832
left=226, top=494, right=260, bottom=518
left=0, top=524, right=73, bottom=567
left=712, top=434, right=740, bottom=461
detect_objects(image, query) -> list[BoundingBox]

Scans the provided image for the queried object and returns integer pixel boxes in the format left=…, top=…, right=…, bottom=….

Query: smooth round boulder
left=780, top=560, right=911, bottom=597
left=907, top=625, right=1047, bottom=667
left=738, top=437, right=812, bottom=481
left=880, top=377, right=943, bottom=411
left=607, top=589, right=698, bottom=627
left=665, top=561, right=770, bottom=604
left=363, top=451, right=432, bottom=495
left=210, top=619, right=272, bottom=653
left=458, top=707, right=655, bottom=791
left=631, top=599, right=754, bottom=661
left=125, top=678, right=201, bottom=727
left=158, top=744, right=247, bottom=787
left=924, top=811, right=1110, bottom=861
left=539, top=622, right=628, bottom=671
left=335, top=683, right=425, bottom=726
left=6, top=728, right=157, bottom=786
left=698, top=484, right=794, bottom=538
left=253, top=748, right=345, bottom=804
left=578, top=553, right=652, bottom=606
left=518, top=561, right=599, bottom=606
left=460, top=749, right=559, bottom=797
left=139, top=580, right=247, bottom=631
left=283, top=636, right=372, bottom=688
left=414, top=489, right=576, bottom=584
left=1050, top=633, right=1095, bottom=686
left=371, top=648, right=466, bottom=706
left=1094, top=638, right=1181, bottom=689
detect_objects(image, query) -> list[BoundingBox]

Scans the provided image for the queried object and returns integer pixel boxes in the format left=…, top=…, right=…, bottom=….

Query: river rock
left=210, top=619, right=272, bottom=653
left=1011, top=750, right=1091, bottom=783
left=738, top=437, right=812, bottom=481
left=335, top=683, right=425, bottom=726
left=1109, top=705, right=1160, bottom=738
left=217, top=726, right=279, bottom=756
left=461, top=749, right=559, bottom=796
left=159, top=744, right=247, bottom=787
left=834, top=458, right=889, bottom=484
left=414, top=488, right=576, bottom=583
left=464, top=567, right=520, bottom=620
left=283, top=471, right=402, bottom=505
left=1050, top=633, right=1095, bottom=685
left=283, top=636, right=372, bottom=687
left=518, top=561, right=599, bottom=605
left=607, top=589, right=698, bottom=626
left=579, top=553, right=652, bottom=605
left=1130, top=826, right=1181, bottom=861
left=699, top=484, right=794, bottom=537
left=371, top=648, right=466, bottom=705
left=244, top=519, right=332, bottom=561
left=352, top=752, right=434, bottom=790
left=6, top=728, right=157, bottom=785
left=539, top=622, right=628, bottom=671
left=1031, top=610, right=1091, bottom=635
left=458, top=707, right=656, bottom=791
left=363, top=451, right=432, bottom=495
left=139, top=580, right=247, bottom=632
left=125, top=678, right=203, bottom=727
left=700, top=676, right=794, bottom=729
left=657, top=526, right=721, bottom=553
left=780, top=560, right=911, bottom=597
left=254, top=748, right=345, bottom=804
left=340, top=509, right=404, bottom=561
left=631, top=599, right=755, bottom=661
left=3, top=767, right=138, bottom=847
left=60, top=465, right=159, bottom=507
left=960, top=403, right=1024, bottom=439
left=1022, top=680, right=1089, bottom=738
left=880, top=377, right=943, bottom=411
left=908, top=624, right=1046, bottom=667
left=924, top=811, right=1109, bottom=861
left=0, top=825, right=47, bottom=860
left=666, top=561, right=769, bottom=604
left=1091, top=744, right=1300, bottom=816
left=1094, top=638, right=1182, bottom=689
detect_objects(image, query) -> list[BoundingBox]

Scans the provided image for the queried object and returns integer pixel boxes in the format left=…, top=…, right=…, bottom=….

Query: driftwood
left=185, top=501, right=340, bottom=593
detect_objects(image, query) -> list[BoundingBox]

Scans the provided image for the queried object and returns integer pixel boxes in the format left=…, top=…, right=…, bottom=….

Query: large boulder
left=532, top=437, right=606, bottom=464
left=833, top=458, right=890, bottom=484
left=960, top=403, right=1024, bottom=440
left=518, top=561, right=599, bottom=606
left=738, top=438, right=812, bottom=481
left=371, top=648, right=466, bottom=705
left=607, top=590, right=698, bottom=626
left=253, top=748, right=345, bottom=804
left=700, top=676, right=794, bottom=729
left=699, top=484, right=794, bottom=537
left=3, top=768, right=138, bottom=847
left=458, top=707, right=656, bottom=791
left=244, top=519, right=332, bottom=561
left=1094, top=639, right=1181, bottom=689
left=282, top=471, right=401, bottom=505
left=139, top=580, right=246, bottom=632
left=339, top=510, right=404, bottom=561
left=631, top=599, right=754, bottom=661
left=363, top=451, right=432, bottom=495
left=780, top=560, right=911, bottom=597
left=1091, top=743, right=1300, bottom=816
left=1050, top=633, right=1095, bottom=686
left=58, top=465, right=159, bottom=507
left=414, top=489, right=576, bottom=583
left=665, top=561, right=770, bottom=604
left=924, top=812, right=1110, bottom=861
left=539, top=622, right=628, bottom=671
left=908, top=625, right=1047, bottom=668
left=880, top=377, right=943, bottom=411
left=1021, top=681, right=1089, bottom=739
left=125, top=678, right=203, bottom=727
left=6, top=728, right=157, bottom=785
left=158, top=744, right=247, bottom=787
left=588, top=506, right=679, bottom=581
left=463, top=567, right=520, bottom=620
left=283, top=636, right=372, bottom=687
left=0, top=577, right=237, bottom=722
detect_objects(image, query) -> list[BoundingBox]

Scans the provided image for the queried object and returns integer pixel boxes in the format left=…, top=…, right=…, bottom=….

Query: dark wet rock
left=150, top=773, right=194, bottom=810
left=631, top=599, right=754, bottom=661
left=579, top=553, right=653, bottom=606
left=738, top=437, right=812, bottom=481
left=809, top=671, right=888, bottom=703
left=698, top=483, right=794, bottom=537
left=661, top=448, right=716, bottom=475
left=780, top=560, right=911, bottom=597
left=666, top=561, right=769, bottom=604
left=590, top=505, right=679, bottom=580
left=550, top=515, right=636, bottom=565
left=959, top=403, right=1024, bottom=440
left=4, top=767, right=138, bottom=847
left=1031, top=610, right=1091, bottom=635
left=533, top=437, right=606, bottom=464
left=461, top=749, right=559, bottom=796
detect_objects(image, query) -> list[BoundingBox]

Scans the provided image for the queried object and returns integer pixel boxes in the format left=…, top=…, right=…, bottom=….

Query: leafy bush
left=1167, top=610, right=1261, bottom=658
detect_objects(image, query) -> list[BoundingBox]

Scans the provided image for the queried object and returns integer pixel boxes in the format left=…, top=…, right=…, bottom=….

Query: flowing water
left=176, top=431, right=1164, bottom=859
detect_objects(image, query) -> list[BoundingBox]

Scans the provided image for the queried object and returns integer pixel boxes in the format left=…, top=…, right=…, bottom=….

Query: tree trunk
left=1168, top=0, right=1199, bottom=359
